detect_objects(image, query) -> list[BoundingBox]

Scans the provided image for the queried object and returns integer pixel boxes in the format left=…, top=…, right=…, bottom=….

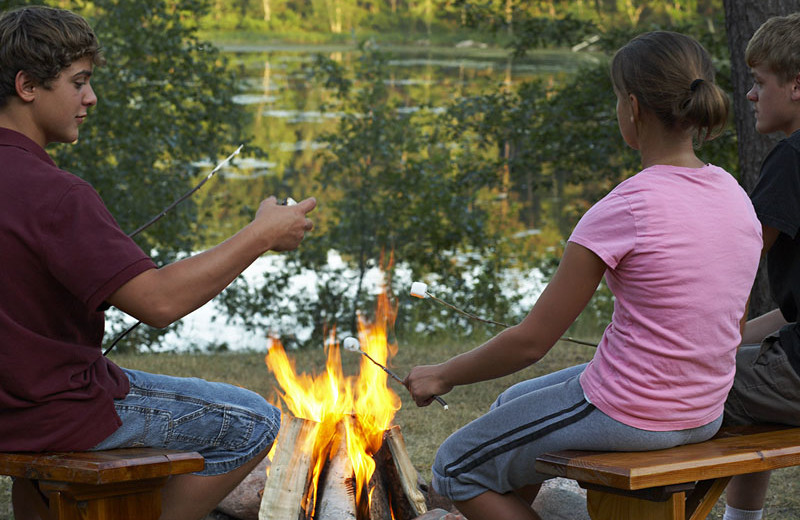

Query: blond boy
left=723, top=12, right=800, bottom=520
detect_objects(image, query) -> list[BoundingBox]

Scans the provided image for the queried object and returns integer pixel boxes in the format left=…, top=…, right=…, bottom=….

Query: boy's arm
left=107, top=196, right=316, bottom=328
left=739, top=223, right=786, bottom=345
left=761, top=223, right=780, bottom=253
left=742, top=308, right=789, bottom=345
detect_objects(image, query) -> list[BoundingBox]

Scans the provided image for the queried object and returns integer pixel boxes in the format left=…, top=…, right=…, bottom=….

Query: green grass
left=1, top=342, right=798, bottom=518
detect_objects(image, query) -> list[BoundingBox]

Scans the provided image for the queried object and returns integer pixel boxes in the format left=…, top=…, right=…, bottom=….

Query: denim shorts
left=91, top=368, right=281, bottom=476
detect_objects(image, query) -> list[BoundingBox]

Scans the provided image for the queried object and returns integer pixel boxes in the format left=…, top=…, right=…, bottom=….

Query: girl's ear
left=628, top=93, right=641, bottom=123
left=15, top=71, right=37, bottom=103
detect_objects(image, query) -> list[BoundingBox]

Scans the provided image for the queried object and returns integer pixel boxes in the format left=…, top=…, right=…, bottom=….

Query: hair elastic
left=690, top=78, right=704, bottom=91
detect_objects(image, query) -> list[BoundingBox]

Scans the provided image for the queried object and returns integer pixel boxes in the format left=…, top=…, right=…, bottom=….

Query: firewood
left=384, top=426, right=428, bottom=517
left=367, top=441, right=393, bottom=520
left=258, top=415, right=316, bottom=520
left=315, top=423, right=357, bottom=520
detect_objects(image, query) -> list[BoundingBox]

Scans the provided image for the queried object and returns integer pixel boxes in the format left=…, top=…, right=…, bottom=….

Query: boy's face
left=747, top=64, right=800, bottom=136
left=28, top=57, right=97, bottom=147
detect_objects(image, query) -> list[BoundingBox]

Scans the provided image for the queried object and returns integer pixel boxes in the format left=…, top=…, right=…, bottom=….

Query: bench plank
left=535, top=427, right=800, bottom=491
left=0, top=449, right=204, bottom=520
left=0, top=448, right=204, bottom=485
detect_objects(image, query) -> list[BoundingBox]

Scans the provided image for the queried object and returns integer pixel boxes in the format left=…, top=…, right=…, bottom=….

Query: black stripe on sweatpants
left=443, top=399, right=596, bottom=478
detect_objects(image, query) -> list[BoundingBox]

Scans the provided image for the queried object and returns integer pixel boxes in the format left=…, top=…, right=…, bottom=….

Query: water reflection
left=224, top=45, right=588, bottom=186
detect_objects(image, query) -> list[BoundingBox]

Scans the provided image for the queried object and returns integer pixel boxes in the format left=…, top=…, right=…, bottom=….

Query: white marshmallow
left=410, top=281, right=428, bottom=299
left=343, top=336, right=360, bottom=352
left=286, top=197, right=297, bottom=206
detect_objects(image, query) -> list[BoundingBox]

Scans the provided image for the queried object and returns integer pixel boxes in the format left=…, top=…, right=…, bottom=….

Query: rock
left=532, top=478, right=589, bottom=520
left=420, top=477, right=588, bottom=520
left=215, top=457, right=270, bottom=520
left=413, top=508, right=459, bottom=520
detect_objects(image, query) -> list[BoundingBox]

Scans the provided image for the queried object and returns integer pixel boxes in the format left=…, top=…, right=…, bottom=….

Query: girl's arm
left=404, top=242, right=607, bottom=407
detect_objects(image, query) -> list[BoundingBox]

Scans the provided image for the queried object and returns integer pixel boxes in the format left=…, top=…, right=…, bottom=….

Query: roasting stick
left=104, top=145, right=245, bottom=356
left=343, top=337, right=449, bottom=410
left=409, top=281, right=597, bottom=348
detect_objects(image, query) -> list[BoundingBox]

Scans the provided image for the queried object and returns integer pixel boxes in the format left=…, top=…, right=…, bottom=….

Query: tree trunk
left=262, top=0, right=271, bottom=22
left=723, top=0, right=800, bottom=316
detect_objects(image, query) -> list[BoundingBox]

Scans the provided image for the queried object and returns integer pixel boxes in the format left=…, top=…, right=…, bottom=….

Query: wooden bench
left=0, top=448, right=204, bottom=520
left=535, top=425, right=800, bottom=520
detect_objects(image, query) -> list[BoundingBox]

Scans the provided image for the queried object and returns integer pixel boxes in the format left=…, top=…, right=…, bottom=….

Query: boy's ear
left=14, top=71, right=37, bottom=103
left=792, top=72, right=800, bottom=102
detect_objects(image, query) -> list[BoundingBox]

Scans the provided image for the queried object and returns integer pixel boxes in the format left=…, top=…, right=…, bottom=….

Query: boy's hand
left=252, top=196, right=316, bottom=252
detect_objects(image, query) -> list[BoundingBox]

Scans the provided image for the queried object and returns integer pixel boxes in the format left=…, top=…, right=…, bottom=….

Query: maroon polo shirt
left=0, top=128, right=156, bottom=451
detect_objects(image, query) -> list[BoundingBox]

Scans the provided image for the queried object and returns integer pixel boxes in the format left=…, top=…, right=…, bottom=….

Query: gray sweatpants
left=432, top=363, right=723, bottom=502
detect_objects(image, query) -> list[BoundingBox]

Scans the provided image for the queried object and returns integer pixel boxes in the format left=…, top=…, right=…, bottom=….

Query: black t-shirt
left=750, top=129, right=800, bottom=373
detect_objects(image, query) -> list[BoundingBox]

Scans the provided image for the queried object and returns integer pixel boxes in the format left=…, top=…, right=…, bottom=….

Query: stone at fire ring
left=214, top=456, right=270, bottom=520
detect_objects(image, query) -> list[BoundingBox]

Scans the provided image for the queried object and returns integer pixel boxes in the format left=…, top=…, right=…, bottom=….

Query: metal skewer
left=104, top=146, right=244, bottom=356
left=343, top=337, right=448, bottom=410
left=410, top=282, right=597, bottom=348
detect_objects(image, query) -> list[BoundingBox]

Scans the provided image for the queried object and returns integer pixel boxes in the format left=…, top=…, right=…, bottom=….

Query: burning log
left=315, top=423, right=357, bottom=520
left=258, top=415, right=316, bottom=520
left=367, top=450, right=392, bottom=520
left=383, top=426, right=427, bottom=518
left=258, top=419, right=429, bottom=520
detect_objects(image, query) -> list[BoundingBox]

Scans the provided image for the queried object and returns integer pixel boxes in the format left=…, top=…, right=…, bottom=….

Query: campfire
left=258, top=291, right=428, bottom=520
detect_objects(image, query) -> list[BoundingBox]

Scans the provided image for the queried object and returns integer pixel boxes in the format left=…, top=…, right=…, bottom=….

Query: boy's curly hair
left=0, top=6, right=105, bottom=108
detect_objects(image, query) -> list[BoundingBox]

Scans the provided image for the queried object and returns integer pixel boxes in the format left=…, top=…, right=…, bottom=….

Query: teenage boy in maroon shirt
left=0, top=5, right=316, bottom=520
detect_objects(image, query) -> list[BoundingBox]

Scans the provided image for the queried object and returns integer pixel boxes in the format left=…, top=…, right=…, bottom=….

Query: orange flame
left=265, top=290, right=402, bottom=514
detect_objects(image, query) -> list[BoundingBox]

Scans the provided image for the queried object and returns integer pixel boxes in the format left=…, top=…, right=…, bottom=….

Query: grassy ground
left=1, top=342, right=798, bottom=518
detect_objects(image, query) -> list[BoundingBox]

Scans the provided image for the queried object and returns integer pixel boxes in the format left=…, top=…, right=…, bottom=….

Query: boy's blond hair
left=0, top=6, right=104, bottom=108
left=746, top=13, right=800, bottom=84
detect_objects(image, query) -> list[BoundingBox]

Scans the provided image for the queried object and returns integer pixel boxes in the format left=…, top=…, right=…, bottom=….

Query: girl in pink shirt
left=405, top=31, right=762, bottom=520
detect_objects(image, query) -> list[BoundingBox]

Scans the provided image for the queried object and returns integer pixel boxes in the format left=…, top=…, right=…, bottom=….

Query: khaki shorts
left=724, top=336, right=800, bottom=427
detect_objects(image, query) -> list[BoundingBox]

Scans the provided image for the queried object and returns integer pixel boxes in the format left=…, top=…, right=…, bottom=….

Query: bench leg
left=586, top=489, right=685, bottom=520
left=38, top=477, right=168, bottom=520
left=686, top=477, right=731, bottom=520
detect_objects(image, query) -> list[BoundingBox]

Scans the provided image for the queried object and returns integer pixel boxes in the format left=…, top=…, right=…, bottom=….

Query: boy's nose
left=746, top=84, right=758, bottom=102
left=84, top=84, right=98, bottom=106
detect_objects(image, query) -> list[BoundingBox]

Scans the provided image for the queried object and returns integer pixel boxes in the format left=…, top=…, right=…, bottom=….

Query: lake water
left=217, top=43, right=596, bottom=186
left=133, top=44, right=599, bottom=352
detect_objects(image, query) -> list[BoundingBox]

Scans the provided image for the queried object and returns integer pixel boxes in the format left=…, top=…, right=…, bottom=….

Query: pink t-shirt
left=570, top=164, right=762, bottom=431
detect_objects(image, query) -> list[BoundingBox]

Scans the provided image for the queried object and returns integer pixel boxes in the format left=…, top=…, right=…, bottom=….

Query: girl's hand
left=404, top=364, right=453, bottom=407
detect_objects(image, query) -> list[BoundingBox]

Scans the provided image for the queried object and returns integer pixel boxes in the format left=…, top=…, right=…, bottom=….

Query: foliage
left=217, top=45, right=521, bottom=347
left=198, top=0, right=725, bottom=45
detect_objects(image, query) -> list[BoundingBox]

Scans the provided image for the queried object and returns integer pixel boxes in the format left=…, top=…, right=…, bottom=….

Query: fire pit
left=259, top=292, right=428, bottom=520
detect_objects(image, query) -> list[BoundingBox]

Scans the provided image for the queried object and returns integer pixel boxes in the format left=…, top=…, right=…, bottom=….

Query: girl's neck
left=640, top=151, right=705, bottom=170
left=637, top=125, right=705, bottom=170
